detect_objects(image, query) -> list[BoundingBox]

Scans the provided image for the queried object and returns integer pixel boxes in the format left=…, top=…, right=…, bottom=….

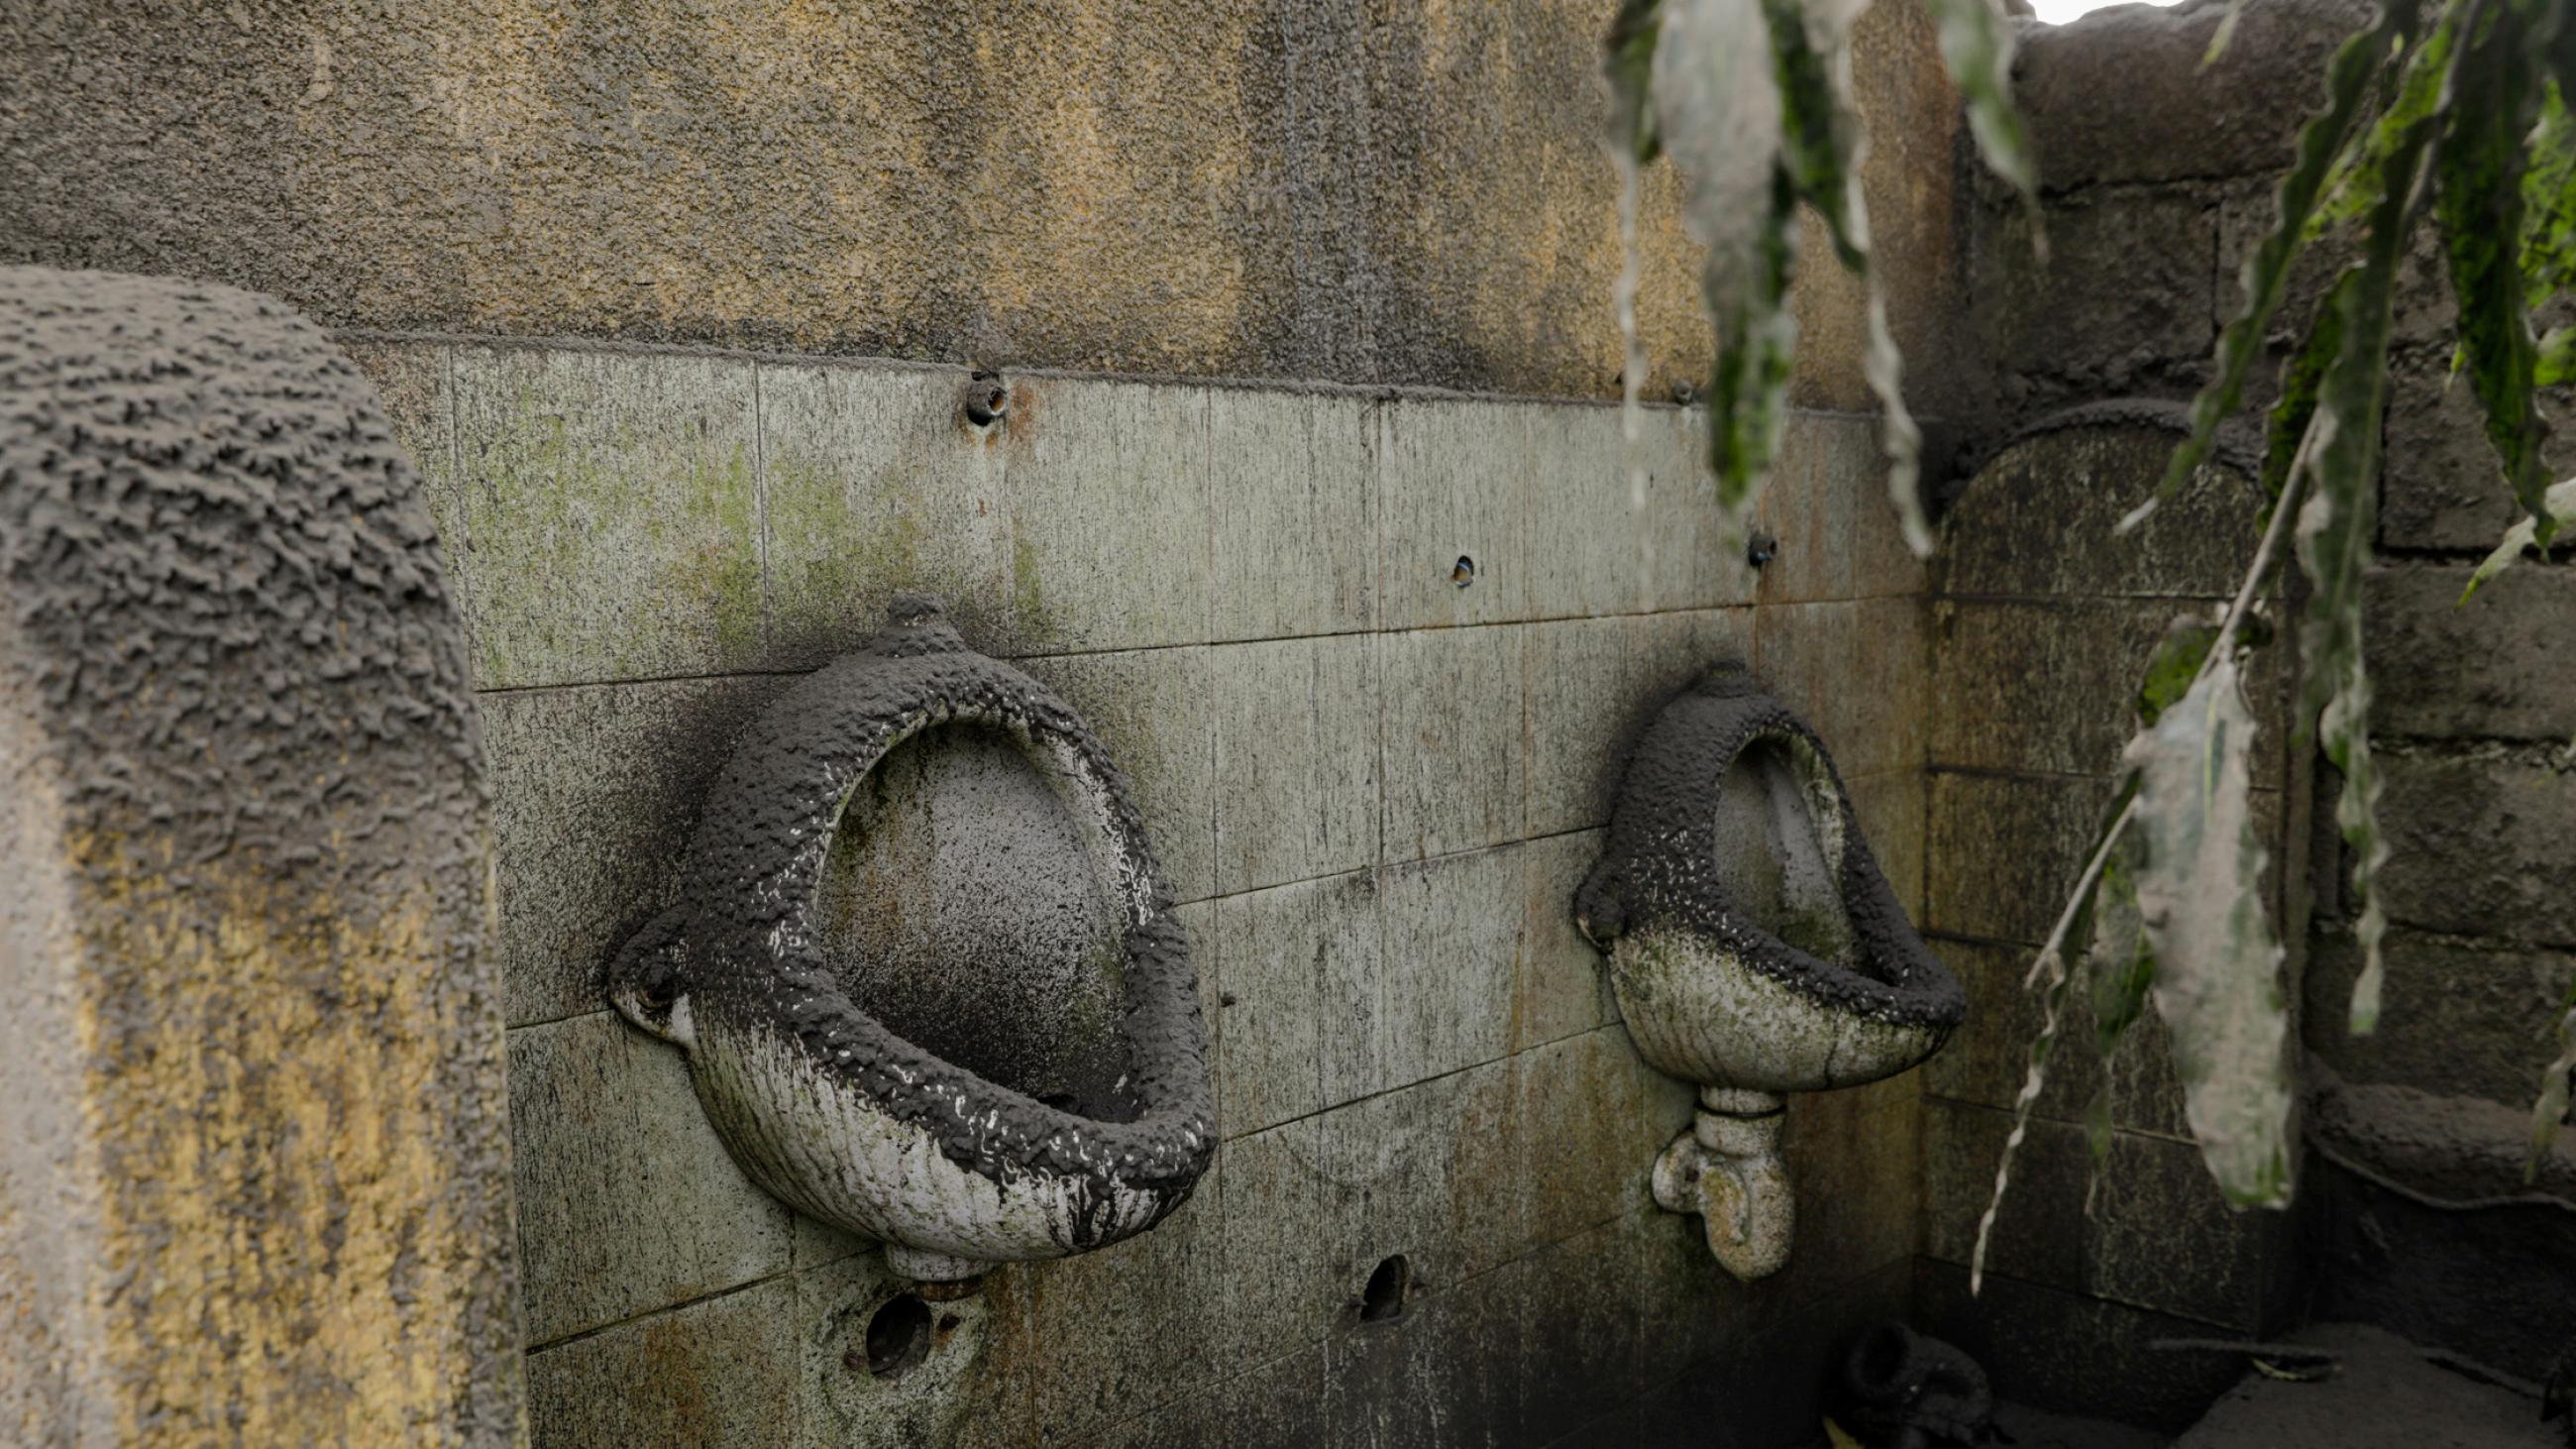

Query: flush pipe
left=1651, top=1087, right=1792, bottom=1282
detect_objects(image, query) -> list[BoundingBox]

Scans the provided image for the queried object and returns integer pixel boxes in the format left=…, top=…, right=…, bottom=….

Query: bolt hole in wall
left=857, top=1293, right=934, bottom=1381
left=1360, top=1254, right=1414, bottom=1324
left=959, top=369, right=1009, bottom=428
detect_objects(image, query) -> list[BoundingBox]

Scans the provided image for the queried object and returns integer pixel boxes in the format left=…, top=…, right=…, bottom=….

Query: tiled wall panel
left=350, top=340, right=1935, bottom=1448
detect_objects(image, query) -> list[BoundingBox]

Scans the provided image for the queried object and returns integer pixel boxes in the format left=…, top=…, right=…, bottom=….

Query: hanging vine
left=1604, top=0, right=2576, bottom=1260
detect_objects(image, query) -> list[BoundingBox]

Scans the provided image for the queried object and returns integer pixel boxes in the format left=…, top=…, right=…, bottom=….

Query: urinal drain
left=859, top=1293, right=933, bottom=1380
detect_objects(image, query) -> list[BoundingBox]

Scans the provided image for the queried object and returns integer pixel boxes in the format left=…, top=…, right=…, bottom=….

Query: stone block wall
left=1916, top=415, right=2308, bottom=1430
left=347, top=335, right=1938, bottom=1448
left=1954, top=0, right=2576, bottom=1400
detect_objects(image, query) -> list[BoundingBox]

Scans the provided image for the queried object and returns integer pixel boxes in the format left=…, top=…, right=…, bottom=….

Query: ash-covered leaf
left=2321, top=664, right=2390, bottom=1034
left=2139, top=613, right=2223, bottom=726
left=1762, top=0, right=1932, bottom=557
left=2519, top=87, right=2575, bottom=316
left=2435, top=17, right=2559, bottom=544
left=2539, top=325, right=2576, bottom=387
left=1606, top=0, right=1666, bottom=165
left=2293, top=81, right=2430, bottom=1038
left=1653, top=0, right=1796, bottom=516
left=2122, top=654, right=2294, bottom=1207
left=1922, top=0, right=2037, bottom=204
left=2085, top=829, right=2153, bottom=1166
left=1972, top=776, right=2139, bottom=1289
left=2530, top=975, right=2576, bottom=1179
left=2130, top=0, right=2423, bottom=531
left=2459, top=475, right=2576, bottom=601
left=2262, top=270, right=2358, bottom=508
left=2311, top=3, right=2455, bottom=237
left=2077, top=614, right=2226, bottom=1162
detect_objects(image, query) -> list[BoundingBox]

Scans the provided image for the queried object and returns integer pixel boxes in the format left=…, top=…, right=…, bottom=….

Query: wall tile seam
left=1923, top=1088, right=2199, bottom=1149
left=486, top=793, right=1909, bottom=1035
left=524, top=1192, right=1663, bottom=1394
left=2362, top=920, right=2576, bottom=957
left=1907, top=1253, right=2258, bottom=1336
left=1930, top=590, right=2241, bottom=607
left=751, top=361, right=772, bottom=660
left=2370, top=731, right=2576, bottom=760
left=1928, top=763, right=2292, bottom=798
left=1205, top=1022, right=1640, bottom=1150
left=2309, top=922, right=2576, bottom=960
left=2370, top=542, right=2569, bottom=564
left=341, top=326, right=1946, bottom=427
left=522, top=1269, right=794, bottom=1357
left=461, top=605, right=1770, bottom=698
left=1999, top=175, right=2276, bottom=210
left=494, top=822, right=1647, bottom=1036
left=1905, top=1248, right=2267, bottom=1340
left=1923, top=762, right=2129, bottom=786
left=439, top=341, right=471, bottom=628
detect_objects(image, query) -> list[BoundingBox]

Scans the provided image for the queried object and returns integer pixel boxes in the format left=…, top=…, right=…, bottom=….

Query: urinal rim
left=613, top=603, right=1216, bottom=1197
left=1583, top=665, right=1965, bottom=1031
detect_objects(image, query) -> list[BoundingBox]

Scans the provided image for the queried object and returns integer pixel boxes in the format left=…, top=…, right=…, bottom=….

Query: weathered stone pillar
left=0, top=270, right=526, bottom=1446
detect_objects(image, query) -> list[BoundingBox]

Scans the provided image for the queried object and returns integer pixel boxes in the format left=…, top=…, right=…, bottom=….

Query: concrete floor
left=1811, top=1323, right=2564, bottom=1448
left=2172, top=1324, right=2560, bottom=1449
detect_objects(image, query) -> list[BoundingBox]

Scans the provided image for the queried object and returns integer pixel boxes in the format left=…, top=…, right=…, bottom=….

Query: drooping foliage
left=1608, top=0, right=2576, bottom=1228
left=1605, top=0, right=2036, bottom=555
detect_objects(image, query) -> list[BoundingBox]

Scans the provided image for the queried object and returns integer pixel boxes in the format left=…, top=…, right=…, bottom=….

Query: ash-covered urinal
left=1576, top=663, right=1963, bottom=1281
left=607, top=595, right=1214, bottom=1282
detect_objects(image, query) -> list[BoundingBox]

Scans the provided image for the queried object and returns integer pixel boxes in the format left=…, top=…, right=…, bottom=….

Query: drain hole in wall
left=864, top=1293, right=934, bottom=1380
left=1450, top=555, right=1475, bottom=589
left=1360, top=1255, right=1412, bottom=1324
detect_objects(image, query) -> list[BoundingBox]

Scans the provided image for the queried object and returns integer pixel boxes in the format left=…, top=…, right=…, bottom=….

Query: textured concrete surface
left=1938, top=417, right=2271, bottom=600
left=2366, top=565, right=2576, bottom=742
left=1378, top=626, right=1527, bottom=860
left=2007, top=0, right=2375, bottom=193
left=1211, top=633, right=1381, bottom=894
left=507, top=1013, right=793, bottom=1346
left=2378, top=754, right=2576, bottom=946
left=2307, top=930, right=2576, bottom=1107
left=0, top=270, right=525, bottom=1446
left=0, top=0, right=1973, bottom=412
left=2378, top=345, right=2576, bottom=550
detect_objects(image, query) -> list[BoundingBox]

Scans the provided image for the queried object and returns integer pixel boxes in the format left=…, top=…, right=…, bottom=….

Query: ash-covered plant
left=1607, top=0, right=2576, bottom=1271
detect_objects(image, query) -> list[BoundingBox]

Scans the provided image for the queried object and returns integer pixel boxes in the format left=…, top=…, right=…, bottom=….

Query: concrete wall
left=1950, top=0, right=2576, bottom=1402
left=346, top=335, right=1938, bottom=1447
left=0, top=0, right=1969, bottom=416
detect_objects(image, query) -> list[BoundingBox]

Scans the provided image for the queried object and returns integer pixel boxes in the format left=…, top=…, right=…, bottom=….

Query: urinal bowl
left=1577, top=663, right=1963, bottom=1280
left=606, top=595, right=1215, bottom=1282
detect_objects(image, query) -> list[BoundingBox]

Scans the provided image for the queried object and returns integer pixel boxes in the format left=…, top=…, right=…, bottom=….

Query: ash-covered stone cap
left=1576, top=662, right=1964, bottom=1029
left=606, top=595, right=1214, bottom=1209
